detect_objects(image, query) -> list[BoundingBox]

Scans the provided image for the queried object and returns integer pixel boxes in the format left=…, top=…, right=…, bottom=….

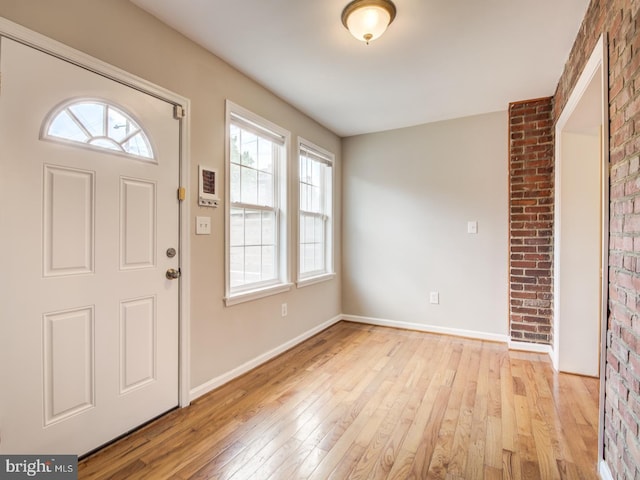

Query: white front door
left=0, top=38, right=180, bottom=455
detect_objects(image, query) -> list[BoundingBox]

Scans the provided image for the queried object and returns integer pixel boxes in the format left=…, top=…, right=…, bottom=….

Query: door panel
left=43, top=306, right=95, bottom=425
left=120, top=177, right=157, bottom=269
left=43, top=165, right=95, bottom=276
left=0, top=37, right=180, bottom=455
left=120, top=296, right=157, bottom=393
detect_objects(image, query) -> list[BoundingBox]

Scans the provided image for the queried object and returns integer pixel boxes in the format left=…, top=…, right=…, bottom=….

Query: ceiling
left=130, top=0, right=590, bottom=137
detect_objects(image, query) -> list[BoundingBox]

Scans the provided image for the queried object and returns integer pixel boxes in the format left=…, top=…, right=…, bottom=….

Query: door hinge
left=173, top=105, right=185, bottom=120
left=178, top=187, right=186, bottom=201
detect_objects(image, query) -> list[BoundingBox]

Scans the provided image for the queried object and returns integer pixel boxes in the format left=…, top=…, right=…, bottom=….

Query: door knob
left=166, top=268, right=181, bottom=280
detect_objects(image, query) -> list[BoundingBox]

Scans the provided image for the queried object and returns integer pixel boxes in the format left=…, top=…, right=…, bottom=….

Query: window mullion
left=103, top=105, right=108, bottom=137
left=306, top=168, right=312, bottom=215
left=300, top=210, right=324, bottom=219
left=259, top=212, right=264, bottom=281
left=242, top=208, right=247, bottom=286
left=65, top=108, right=93, bottom=139
left=323, top=163, right=329, bottom=207
left=231, top=202, right=275, bottom=212
left=272, top=142, right=279, bottom=205
left=118, top=128, right=142, bottom=148
left=238, top=129, right=243, bottom=201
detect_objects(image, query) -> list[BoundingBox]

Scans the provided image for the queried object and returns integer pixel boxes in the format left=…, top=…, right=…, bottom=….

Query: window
left=225, top=101, right=290, bottom=305
left=298, top=139, right=334, bottom=286
left=43, top=100, right=154, bottom=160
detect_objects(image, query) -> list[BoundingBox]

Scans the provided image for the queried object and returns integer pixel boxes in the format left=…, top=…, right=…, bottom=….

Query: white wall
left=342, top=112, right=509, bottom=338
left=0, top=0, right=342, bottom=394
left=558, top=131, right=601, bottom=375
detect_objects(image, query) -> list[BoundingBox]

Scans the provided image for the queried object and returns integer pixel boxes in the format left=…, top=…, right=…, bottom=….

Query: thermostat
left=198, top=165, right=219, bottom=207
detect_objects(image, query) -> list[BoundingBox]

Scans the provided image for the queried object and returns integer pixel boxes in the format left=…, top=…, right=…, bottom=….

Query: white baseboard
left=508, top=340, right=553, bottom=355
left=599, top=459, right=613, bottom=480
left=189, top=314, right=342, bottom=401
left=341, top=314, right=509, bottom=344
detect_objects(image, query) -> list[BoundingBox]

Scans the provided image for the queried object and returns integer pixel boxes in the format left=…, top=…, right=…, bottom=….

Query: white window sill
left=225, top=283, right=293, bottom=307
left=296, top=273, right=336, bottom=289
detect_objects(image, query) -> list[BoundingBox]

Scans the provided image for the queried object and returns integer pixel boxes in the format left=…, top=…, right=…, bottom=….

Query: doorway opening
left=553, top=33, right=608, bottom=464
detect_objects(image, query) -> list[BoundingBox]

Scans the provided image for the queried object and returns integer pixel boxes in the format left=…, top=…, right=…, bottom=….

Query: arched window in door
left=42, top=100, right=155, bottom=161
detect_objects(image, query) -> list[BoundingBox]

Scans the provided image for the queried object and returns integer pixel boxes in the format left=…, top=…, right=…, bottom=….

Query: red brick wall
left=508, top=98, right=554, bottom=345
left=552, top=0, right=640, bottom=477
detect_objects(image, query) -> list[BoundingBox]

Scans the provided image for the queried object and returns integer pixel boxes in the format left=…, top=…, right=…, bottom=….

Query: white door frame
left=0, top=17, right=191, bottom=408
left=553, top=34, right=608, bottom=466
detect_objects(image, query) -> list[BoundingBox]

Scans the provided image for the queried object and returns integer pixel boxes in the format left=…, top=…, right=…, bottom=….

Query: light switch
left=196, top=216, right=211, bottom=235
left=467, top=221, right=478, bottom=234
left=429, top=292, right=439, bottom=304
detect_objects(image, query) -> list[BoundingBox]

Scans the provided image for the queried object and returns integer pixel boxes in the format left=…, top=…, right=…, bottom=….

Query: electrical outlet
left=281, top=303, right=288, bottom=317
left=429, top=292, right=439, bottom=304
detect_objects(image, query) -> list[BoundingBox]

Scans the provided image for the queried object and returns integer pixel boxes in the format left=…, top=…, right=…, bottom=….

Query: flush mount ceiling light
left=341, top=0, right=397, bottom=45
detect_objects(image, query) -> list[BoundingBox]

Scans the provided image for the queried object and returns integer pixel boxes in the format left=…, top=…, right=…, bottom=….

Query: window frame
left=296, top=137, right=335, bottom=287
left=41, top=98, right=156, bottom=162
left=224, top=100, right=291, bottom=306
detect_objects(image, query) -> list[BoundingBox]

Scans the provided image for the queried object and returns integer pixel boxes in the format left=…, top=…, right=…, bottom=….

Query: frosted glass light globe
left=346, top=5, right=391, bottom=43
left=341, top=0, right=397, bottom=45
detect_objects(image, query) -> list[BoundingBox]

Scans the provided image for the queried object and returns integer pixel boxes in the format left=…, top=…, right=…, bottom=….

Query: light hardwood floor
left=79, top=321, right=600, bottom=479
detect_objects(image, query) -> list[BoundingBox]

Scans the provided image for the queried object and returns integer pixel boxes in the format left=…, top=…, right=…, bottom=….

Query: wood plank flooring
left=78, top=321, right=600, bottom=479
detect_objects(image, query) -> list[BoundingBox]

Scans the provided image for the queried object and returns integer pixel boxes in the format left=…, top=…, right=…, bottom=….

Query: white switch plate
left=467, top=221, right=478, bottom=234
left=196, top=216, right=211, bottom=235
left=281, top=303, right=288, bottom=317
left=429, top=292, right=439, bottom=304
